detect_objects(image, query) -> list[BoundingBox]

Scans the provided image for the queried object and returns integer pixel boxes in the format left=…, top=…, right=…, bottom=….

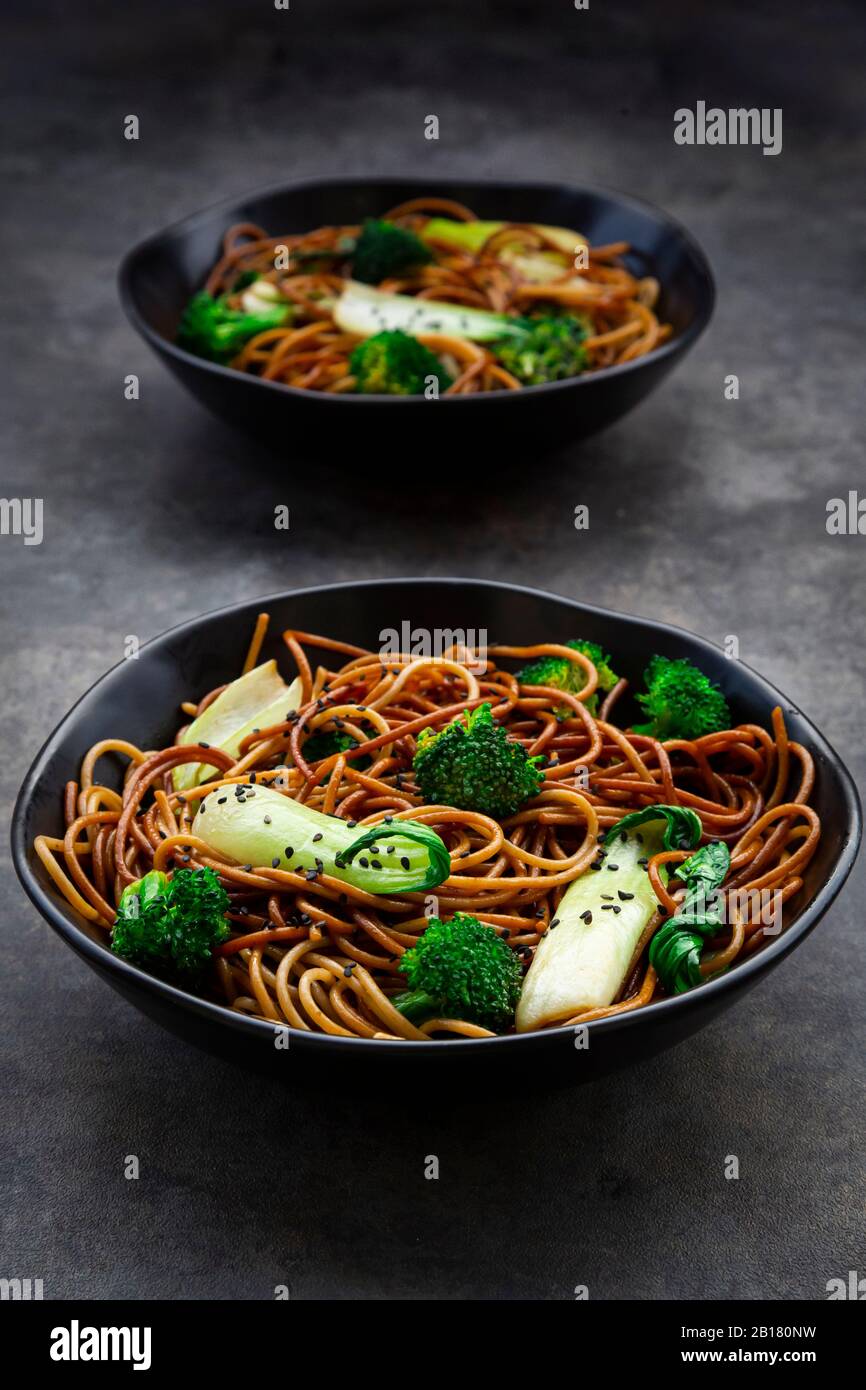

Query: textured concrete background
left=2, top=0, right=864, bottom=1299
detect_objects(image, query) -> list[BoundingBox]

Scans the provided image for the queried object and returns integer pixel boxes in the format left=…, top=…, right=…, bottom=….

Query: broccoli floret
left=300, top=728, right=371, bottom=778
left=516, top=639, right=620, bottom=716
left=393, top=913, right=523, bottom=1029
left=413, top=702, right=544, bottom=818
left=493, top=314, right=590, bottom=385
left=111, top=866, right=230, bottom=978
left=351, top=219, right=433, bottom=284
left=177, top=287, right=291, bottom=364
left=633, top=655, right=731, bottom=741
left=350, top=329, right=453, bottom=396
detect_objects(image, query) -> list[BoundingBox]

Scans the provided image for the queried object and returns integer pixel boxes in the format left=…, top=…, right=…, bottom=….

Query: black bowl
left=118, top=176, right=715, bottom=453
left=11, top=580, right=861, bottom=1082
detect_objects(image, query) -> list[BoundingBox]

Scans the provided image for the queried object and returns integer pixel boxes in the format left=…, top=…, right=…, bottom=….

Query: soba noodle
left=36, top=616, right=821, bottom=1040
left=196, top=196, right=672, bottom=394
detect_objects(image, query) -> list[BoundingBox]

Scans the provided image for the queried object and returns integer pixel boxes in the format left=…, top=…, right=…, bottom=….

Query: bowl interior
left=15, top=580, right=860, bottom=1028
left=123, top=177, right=714, bottom=354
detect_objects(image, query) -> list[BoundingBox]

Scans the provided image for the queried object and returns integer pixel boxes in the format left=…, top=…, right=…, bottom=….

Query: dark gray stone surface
left=2, top=0, right=864, bottom=1300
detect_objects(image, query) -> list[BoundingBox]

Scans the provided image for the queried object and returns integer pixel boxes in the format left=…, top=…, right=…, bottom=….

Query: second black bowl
left=11, top=580, right=860, bottom=1083
left=119, top=176, right=715, bottom=453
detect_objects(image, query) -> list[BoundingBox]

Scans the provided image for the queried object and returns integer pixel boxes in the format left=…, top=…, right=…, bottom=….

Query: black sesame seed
left=305, top=869, right=318, bottom=881
left=601, top=894, right=614, bottom=900
left=612, top=905, right=621, bottom=914
left=359, top=857, right=369, bottom=868
left=607, top=863, right=619, bottom=871
left=590, top=863, right=602, bottom=871
left=580, top=910, right=592, bottom=924
left=347, top=820, right=358, bottom=829
left=601, top=904, right=614, bottom=911
left=218, top=796, right=227, bottom=804
left=618, top=890, right=634, bottom=901
left=387, top=845, right=395, bottom=854
left=312, top=833, right=323, bottom=843
left=372, top=861, right=382, bottom=870
left=272, top=857, right=280, bottom=868
left=400, top=857, right=410, bottom=870
left=264, top=815, right=272, bottom=825
left=549, top=918, right=560, bottom=928
left=285, top=847, right=293, bottom=858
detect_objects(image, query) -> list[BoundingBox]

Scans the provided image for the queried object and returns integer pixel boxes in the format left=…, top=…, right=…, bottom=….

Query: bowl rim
left=117, top=173, right=716, bottom=406
left=11, top=578, right=862, bottom=1056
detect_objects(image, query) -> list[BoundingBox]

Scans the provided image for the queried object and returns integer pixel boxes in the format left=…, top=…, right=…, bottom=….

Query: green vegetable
left=603, top=804, right=703, bottom=853
left=650, top=841, right=731, bottom=994
left=177, top=282, right=292, bottom=364
left=334, top=280, right=528, bottom=343
left=351, top=219, right=433, bottom=284
left=493, top=314, right=590, bottom=385
left=633, top=655, right=731, bottom=742
left=192, top=784, right=450, bottom=894
left=299, top=728, right=371, bottom=781
left=413, top=703, right=545, bottom=819
left=516, top=805, right=702, bottom=1031
left=174, top=661, right=303, bottom=793
left=421, top=218, right=586, bottom=258
left=516, top=639, right=620, bottom=716
left=112, top=866, right=230, bottom=977
left=421, top=218, right=589, bottom=284
left=393, top=913, right=522, bottom=1029
left=349, top=330, right=453, bottom=396
left=335, top=285, right=591, bottom=384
